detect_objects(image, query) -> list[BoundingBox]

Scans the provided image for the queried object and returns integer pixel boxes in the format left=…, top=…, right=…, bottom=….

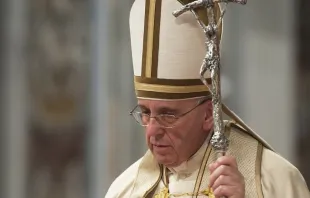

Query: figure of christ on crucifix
left=172, top=0, right=247, bottom=155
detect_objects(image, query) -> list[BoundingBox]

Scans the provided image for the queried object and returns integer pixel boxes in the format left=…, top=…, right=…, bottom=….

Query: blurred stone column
left=25, top=1, right=91, bottom=198
left=87, top=0, right=112, bottom=195
left=88, top=0, right=145, bottom=197
left=2, top=0, right=28, bottom=198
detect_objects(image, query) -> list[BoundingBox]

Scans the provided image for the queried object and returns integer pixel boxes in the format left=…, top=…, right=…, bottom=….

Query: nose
left=145, top=117, right=163, bottom=137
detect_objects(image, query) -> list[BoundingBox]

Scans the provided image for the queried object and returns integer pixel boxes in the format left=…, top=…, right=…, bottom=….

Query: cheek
left=146, top=133, right=152, bottom=148
left=166, top=127, right=191, bottom=148
left=175, top=118, right=204, bottom=142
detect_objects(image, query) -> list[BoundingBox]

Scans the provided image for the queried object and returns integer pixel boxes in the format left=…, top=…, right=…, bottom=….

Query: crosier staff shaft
left=172, top=0, right=247, bottom=172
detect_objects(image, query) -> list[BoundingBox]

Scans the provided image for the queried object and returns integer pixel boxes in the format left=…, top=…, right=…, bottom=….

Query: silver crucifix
left=173, top=0, right=247, bottom=156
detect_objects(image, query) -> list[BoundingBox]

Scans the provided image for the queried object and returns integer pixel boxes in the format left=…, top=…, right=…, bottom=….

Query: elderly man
left=105, top=0, right=310, bottom=197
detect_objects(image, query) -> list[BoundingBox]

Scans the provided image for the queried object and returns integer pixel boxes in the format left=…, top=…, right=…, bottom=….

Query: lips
left=154, top=144, right=169, bottom=147
left=152, top=143, right=170, bottom=148
left=151, top=141, right=168, bottom=146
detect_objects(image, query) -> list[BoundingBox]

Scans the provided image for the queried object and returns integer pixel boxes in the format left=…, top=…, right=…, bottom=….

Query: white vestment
left=105, top=127, right=310, bottom=198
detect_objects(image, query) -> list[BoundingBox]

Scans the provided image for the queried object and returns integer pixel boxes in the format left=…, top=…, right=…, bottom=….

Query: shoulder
left=261, top=148, right=305, bottom=181
left=261, top=148, right=299, bottom=174
left=260, top=148, right=310, bottom=197
left=105, top=157, right=143, bottom=198
left=228, top=122, right=309, bottom=196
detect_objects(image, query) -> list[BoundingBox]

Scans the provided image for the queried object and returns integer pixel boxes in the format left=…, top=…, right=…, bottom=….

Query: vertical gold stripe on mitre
left=142, top=0, right=162, bottom=78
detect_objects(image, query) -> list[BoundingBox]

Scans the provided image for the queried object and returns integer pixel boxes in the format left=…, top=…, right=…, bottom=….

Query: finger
left=212, top=175, right=236, bottom=190
left=213, top=185, right=244, bottom=198
left=216, top=155, right=238, bottom=168
left=208, top=165, right=237, bottom=188
left=209, top=162, right=218, bottom=173
left=208, top=156, right=238, bottom=173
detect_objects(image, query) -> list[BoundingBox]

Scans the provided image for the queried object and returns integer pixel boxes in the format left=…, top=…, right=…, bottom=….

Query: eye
left=161, top=114, right=177, bottom=124
left=162, top=112, right=175, bottom=116
left=141, top=111, right=150, bottom=115
left=140, top=113, right=150, bottom=124
left=138, top=106, right=150, bottom=114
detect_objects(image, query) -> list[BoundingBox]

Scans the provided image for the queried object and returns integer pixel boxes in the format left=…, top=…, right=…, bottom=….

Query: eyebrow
left=158, top=107, right=179, bottom=114
left=138, top=105, right=180, bottom=114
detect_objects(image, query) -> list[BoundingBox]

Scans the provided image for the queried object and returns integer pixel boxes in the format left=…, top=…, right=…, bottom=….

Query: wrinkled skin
left=138, top=98, right=213, bottom=167
left=137, top=98, right=245, bottom=198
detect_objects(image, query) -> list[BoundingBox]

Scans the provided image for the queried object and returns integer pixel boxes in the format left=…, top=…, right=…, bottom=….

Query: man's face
left=137, top=98, right=213, bottom=167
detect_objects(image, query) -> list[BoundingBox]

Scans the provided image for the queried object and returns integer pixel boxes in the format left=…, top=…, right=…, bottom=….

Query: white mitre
left=129, top=0, right=223, bottom=100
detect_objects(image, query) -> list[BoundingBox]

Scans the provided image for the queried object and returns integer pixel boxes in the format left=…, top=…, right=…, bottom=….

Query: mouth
left=153, top=144, right=170, bottom=148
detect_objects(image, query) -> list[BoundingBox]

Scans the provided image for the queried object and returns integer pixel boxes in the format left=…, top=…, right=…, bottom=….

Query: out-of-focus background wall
left=0, top=0, right=309, bottom=198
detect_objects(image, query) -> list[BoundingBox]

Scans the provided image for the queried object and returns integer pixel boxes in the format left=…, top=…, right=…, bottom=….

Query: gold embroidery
left=154, top=187, right=170, bottom=198
left=154, top=187, right=215, bottom=197
left=201, top=187, right=215, bottom=198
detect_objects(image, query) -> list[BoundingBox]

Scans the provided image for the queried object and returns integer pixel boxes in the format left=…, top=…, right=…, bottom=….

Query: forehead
left=137, top=98, right=199, bottom=109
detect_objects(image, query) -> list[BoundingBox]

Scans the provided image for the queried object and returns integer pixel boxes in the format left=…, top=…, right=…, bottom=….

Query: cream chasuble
left=105, top=123, right=310, bottom=198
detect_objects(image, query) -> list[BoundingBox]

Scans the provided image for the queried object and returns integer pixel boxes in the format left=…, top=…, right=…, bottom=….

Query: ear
left=202, top=100, right=213, bottom=132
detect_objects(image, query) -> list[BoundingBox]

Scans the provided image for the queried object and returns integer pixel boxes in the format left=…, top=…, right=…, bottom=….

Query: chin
left=153, top=152, right=175, bottom=166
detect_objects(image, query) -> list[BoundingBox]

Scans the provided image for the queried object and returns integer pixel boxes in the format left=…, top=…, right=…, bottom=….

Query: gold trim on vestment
left=193, top=139, right=213, bottom=196
left=143, top=165, right=164, bottom=197
left=255, top=142, right=264, bottom=198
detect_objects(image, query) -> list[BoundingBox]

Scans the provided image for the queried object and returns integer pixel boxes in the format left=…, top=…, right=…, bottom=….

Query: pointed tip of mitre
left=129, top=0, right=223, bottom=101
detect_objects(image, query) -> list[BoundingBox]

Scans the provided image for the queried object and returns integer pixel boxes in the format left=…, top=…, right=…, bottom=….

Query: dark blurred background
left=296, top=0, right=310, bottom=186
left=0, top=0, right=309, bottom=198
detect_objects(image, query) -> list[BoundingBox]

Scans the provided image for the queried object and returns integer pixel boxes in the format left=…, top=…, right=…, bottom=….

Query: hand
left=208, top=155, right=245, bottom=198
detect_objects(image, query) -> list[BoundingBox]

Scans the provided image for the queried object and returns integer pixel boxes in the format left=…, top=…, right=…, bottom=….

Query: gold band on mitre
left=130, top=0, right=223, bottom=100
left=134, top=76, right=211, bottom=99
